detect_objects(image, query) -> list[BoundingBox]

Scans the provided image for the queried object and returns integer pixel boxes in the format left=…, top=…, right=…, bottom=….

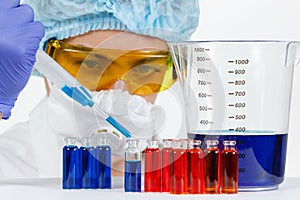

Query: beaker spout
left=286, top=41, right=300, bottom=68
left=295, top=42, right=300, bottom=67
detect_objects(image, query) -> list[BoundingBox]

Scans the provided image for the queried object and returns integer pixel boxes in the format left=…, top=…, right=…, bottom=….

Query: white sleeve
left=0, top=122, right=38, bottom=179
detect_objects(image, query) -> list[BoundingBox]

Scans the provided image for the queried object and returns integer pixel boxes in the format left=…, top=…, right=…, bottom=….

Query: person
left=0, top=0, right=45, bottom=120
left=0, top=0, right=199, bottom=178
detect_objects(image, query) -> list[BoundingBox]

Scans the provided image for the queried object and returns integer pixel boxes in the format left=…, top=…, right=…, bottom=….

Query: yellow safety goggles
left=45, top=40, right=176, bottom=96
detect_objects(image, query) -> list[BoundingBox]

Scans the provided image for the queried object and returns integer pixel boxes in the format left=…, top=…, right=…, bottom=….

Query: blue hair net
left=23, top=0, right=200, bottom=47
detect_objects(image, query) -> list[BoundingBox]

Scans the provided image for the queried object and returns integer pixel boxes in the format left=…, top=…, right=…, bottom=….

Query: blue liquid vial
left=80, top=137, right=97, bottom=189
left=95, top=137, right=112, bottom=189
left=124, top=139, right=141, bottom=192
left=189, top=131, right=288, bottom=191
left=62, top=138, right=82, bottom=189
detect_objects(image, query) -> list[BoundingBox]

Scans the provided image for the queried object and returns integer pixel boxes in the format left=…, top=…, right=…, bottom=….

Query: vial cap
left=192, top=139, right=202, bottom=146
left=223, top=140, right=236, bottom=146
left=82, top=137, right=93, bottom=147
left=127, top=138, right=139, bottom=147
left=163, top=139, right=173, bottom=148
left=147, top=140, right=160, bottom=148
left=205, top=139, right=219, bottom=146
left=64, top=137, right=77, bottom=146
left=179, top=139, right=191, bottom=149
left=97, top=137, right=109, bottom=146
left=171, top=140, right=182, bottom=149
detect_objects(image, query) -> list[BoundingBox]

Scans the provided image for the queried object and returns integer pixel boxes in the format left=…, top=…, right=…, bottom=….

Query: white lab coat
left=0, top=87, right=165, bottom=179
left=0, top=96, right=61, bottom=178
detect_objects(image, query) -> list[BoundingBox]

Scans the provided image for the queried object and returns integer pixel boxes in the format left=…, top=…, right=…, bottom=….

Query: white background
left=1, top=0, right=300, bottom=177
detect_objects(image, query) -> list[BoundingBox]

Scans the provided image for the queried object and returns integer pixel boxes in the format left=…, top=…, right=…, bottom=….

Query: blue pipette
left=34, top=49, right=131, bottom=138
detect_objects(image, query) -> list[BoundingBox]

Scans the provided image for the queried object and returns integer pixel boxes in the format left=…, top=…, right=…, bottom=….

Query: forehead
left=62, top=30, right=169, bottom=51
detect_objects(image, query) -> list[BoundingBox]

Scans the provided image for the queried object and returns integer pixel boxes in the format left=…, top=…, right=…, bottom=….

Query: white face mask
left=47, top=87, right=166, bottom=154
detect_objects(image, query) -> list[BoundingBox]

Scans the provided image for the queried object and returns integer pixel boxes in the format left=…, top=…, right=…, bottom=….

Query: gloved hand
left=0, top=0, right=45, bottom=119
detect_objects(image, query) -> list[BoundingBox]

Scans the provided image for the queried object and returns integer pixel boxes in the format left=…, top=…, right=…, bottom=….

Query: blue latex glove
left=0, top=0, right=45, bottom=119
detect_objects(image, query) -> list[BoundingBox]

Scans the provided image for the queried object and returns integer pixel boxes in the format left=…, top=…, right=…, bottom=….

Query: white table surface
left=1, top=177, right=299, bottom=200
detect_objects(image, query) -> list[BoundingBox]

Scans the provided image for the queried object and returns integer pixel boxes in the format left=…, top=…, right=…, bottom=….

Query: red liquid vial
left=221, top=140, right=238, bottom=194
left=188, top=140, right=204, bottom=194
left=204, top=140, right=220, bottom=194
left=144, top=140, right=162, bottom=192
left=170, top=140, right=189, bottom=194
left=162, top=139, right=173, bottom=192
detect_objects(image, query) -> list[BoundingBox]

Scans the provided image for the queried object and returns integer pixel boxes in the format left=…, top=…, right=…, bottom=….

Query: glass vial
left=80, top=137, right=97, bottom=189
left=62, top=138, right=82, bottom=189
left=188, top=139, right=204, bottom=194
left=144, top=139, right=162, bottom=192
left=204, top=140, right=220, bottom=194
left=170, top=139, right=189, bottom=194
left=124, top=139, right=141, bottom=192
left=221, top=140, right=238, bottom=194
left=95, top=137, right=112, bottom=189
left=161, top=139, right=173, bottom=192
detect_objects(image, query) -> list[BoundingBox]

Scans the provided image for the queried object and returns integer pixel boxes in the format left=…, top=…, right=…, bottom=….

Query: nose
left=110, top=80, right=128, bottom=91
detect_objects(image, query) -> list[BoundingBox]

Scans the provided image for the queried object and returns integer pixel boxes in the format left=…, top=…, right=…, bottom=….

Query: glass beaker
left=169, top=41, right=300, bottom=191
